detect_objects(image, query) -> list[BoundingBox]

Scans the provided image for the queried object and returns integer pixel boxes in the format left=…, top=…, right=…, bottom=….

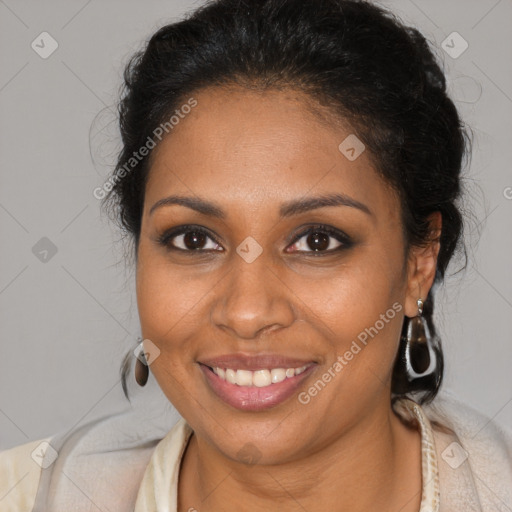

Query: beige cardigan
left=1, top=394, right=511, bottom=511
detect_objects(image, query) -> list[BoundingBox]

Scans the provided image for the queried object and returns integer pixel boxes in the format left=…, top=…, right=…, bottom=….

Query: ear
left=404, top=212, right=442, bottom=318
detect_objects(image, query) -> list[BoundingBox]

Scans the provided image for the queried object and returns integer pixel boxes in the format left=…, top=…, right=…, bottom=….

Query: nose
left=210, top=256, right=295, bottom=340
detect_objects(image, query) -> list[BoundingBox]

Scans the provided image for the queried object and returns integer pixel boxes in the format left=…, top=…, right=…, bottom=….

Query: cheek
left=300, top=248, right=406, bottom=375
left=135, top=243, right=208, bottom=413
left=136, top=243, right=210, bottom=341
left=306, top=249, right=403, bottom=322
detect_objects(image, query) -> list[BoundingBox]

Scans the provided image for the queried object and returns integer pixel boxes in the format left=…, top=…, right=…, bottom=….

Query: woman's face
left=136, top=86, right=433, bottom=464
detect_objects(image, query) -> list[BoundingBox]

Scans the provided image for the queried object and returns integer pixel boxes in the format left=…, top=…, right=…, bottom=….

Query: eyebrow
left=149, top=193, right=372, bottom=218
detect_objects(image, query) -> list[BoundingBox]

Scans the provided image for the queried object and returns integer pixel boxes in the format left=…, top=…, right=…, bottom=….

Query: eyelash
left=156, top=224, right=353, bottom=255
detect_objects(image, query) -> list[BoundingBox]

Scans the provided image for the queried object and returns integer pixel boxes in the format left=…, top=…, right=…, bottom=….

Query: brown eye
left=306, top=232, right=330, bottom=251
left=183, top=231, right=207, bottom=250
left=286, top=225, right=353, bottom=254
left=158, top=226, right=223, bottom=252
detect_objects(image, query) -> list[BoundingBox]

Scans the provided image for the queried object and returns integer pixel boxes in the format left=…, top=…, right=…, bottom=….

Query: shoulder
left=423, top=393, right=512, bottom=509
left=425, top=392, right=512, bottom=459
left=0, top=438, right=51, bottom=512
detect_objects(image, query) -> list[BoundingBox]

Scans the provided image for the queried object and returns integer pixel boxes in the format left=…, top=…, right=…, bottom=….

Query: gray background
left=0, top=0, right=511, bottom=451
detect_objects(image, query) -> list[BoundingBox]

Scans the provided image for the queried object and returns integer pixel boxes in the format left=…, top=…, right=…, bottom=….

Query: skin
left=136, top=85, right=441, bottom=511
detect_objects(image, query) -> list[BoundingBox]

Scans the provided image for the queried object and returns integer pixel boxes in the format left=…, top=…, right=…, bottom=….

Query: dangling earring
left=404, top=298, right=437, bottom=380
left=134, top=341, right=149, bottom=387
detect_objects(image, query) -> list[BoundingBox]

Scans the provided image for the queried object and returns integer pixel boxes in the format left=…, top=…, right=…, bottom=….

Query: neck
left=178, top=401, right=422, bottom=512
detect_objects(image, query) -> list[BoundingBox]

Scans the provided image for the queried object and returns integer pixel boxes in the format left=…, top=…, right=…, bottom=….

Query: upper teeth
left=212, top=366, right=308, bottom=387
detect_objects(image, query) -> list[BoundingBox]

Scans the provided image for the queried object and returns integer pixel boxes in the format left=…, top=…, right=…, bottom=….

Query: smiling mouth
left=199, top=361, right=317, bottom=411
left=206, top=365, right=310, bottom=387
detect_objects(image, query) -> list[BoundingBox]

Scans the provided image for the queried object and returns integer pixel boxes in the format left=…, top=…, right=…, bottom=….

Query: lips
left=199, top=354, right=315, bottom=371
left=198, top=353, right=317, bottom=411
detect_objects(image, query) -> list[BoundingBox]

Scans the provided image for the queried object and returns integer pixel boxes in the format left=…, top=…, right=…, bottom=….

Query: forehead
left=144, top=86, right=397, bottom=218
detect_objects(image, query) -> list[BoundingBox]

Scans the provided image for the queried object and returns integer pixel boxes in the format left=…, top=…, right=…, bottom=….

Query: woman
left=1, top=0, right=511, bottom=510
